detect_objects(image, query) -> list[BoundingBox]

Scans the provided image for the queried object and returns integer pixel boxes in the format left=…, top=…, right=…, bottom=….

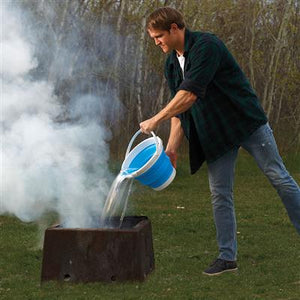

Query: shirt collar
left=170, top=28, right=194, bottom=63
left=183, top=28, right=193, bottom=55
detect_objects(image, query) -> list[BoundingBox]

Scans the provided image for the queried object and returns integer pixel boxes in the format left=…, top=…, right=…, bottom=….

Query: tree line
left=18, top=0, right=300, bottom=157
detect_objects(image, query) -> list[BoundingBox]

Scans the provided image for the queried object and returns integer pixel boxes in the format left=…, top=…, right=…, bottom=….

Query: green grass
left=1, top=151, right=300, bottom=300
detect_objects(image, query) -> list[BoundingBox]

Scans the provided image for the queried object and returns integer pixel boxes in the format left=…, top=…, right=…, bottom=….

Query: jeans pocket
left=243, top=123, right=273, bottom=149
left=265, top=122, right=273, bottom=135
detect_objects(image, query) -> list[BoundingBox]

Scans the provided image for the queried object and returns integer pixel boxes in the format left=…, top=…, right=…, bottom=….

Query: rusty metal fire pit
left=41, top=216, right=154, bottom=283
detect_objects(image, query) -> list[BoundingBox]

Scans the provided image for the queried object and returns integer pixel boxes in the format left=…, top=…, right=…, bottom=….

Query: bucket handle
left=125, top=129, right=159, bottom=159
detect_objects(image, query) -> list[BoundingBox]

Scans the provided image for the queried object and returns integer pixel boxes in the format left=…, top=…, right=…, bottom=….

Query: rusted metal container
left=41, top=216, right=154, bottom=283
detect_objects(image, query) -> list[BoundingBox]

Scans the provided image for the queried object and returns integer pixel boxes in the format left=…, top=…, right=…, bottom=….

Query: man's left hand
left=139, top=117, right=159, bottom=134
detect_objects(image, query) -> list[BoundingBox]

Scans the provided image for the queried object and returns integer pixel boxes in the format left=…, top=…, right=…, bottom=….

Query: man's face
left=148, top=27, right=176, bottom=53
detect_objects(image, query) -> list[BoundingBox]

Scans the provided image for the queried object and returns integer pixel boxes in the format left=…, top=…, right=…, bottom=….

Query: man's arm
left=139, top=90, right=197, bottom=134
left=165, top=117, right=184, bottom=168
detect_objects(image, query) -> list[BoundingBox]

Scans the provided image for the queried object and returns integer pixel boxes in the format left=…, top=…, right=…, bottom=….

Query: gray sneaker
left=203, top=258, right=238, bottom=276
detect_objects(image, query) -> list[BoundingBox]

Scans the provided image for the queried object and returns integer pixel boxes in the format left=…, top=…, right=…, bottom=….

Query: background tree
left=18, top=0, right=300, bottom=157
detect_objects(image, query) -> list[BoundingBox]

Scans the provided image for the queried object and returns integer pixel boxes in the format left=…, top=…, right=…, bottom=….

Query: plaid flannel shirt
left=165, top=29, right=268, bottom=174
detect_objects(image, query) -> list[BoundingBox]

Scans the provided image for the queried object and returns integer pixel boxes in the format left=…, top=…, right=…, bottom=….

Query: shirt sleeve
left=178, top=37, right=222, bottom=99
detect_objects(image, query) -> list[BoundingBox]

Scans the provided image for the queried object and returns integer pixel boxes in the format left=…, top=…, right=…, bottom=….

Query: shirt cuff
left=178, top=78, right=206, bottom=99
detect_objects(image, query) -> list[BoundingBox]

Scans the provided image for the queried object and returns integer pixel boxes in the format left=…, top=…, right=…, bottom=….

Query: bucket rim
left=121, top=137, right=163, bottom=177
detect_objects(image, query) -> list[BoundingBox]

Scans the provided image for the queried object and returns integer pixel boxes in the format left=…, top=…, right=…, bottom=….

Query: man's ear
left=170, top=23, right=179, bottom=34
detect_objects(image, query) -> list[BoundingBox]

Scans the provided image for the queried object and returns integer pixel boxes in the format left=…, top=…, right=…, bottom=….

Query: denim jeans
left=207, top=123, right=300, bottom=261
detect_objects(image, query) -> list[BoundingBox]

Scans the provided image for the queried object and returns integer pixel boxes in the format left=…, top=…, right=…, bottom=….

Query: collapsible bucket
left=121, top=130, right=176, bottom=191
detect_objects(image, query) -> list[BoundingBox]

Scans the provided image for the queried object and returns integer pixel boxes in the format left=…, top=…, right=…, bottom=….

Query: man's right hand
left=165, top=149, right=177, bottom=169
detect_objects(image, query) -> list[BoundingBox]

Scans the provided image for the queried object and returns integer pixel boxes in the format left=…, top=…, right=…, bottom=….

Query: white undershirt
left=177, top=54, right=185, bottom=79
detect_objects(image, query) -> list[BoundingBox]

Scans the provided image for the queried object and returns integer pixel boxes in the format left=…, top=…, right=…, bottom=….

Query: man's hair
left=147, top=7, right=185, bottom=31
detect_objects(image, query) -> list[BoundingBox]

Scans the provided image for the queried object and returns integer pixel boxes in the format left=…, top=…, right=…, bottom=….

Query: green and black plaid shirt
left=165, top=29, right=268, bottom=174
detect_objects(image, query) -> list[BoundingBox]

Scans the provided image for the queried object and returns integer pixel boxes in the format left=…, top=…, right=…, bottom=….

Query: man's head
left=147, top=7, right=186, bottom=54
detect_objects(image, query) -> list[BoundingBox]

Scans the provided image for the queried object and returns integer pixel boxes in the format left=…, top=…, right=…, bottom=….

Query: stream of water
left=100, top=169, right=137, bottom=228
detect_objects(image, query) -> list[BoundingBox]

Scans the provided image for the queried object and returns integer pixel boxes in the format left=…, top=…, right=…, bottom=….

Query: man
left=139, top=7, right=300, bottom=276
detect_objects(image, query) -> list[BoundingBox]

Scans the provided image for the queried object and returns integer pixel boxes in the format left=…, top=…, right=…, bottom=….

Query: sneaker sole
left=202, top=267, right=238, bottom=276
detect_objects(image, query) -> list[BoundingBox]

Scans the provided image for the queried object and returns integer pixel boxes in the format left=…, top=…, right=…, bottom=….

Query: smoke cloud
left=1, top=1, right=120, bottom=227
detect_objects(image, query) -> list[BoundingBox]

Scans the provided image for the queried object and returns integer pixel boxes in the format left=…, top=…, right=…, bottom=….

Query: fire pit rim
left=48, top=216, right=149, bottom=232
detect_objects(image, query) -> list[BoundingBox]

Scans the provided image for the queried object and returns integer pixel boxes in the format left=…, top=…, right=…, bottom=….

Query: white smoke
left=1, top=1, right=116, bottom=227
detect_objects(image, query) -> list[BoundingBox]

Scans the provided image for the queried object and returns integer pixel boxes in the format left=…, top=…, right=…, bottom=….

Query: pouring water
left=100, top=130, right=175, bottom=228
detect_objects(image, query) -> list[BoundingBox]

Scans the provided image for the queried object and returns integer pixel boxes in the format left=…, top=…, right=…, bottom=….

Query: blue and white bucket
left=121, top=130, right=176, bottom=191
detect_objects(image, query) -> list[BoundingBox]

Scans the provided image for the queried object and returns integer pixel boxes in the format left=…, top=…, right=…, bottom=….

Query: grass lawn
left=1, top=151, right=299, bottom=300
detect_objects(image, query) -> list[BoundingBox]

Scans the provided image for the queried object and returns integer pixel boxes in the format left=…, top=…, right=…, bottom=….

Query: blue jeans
left=207, top=123, right=300, bottom=261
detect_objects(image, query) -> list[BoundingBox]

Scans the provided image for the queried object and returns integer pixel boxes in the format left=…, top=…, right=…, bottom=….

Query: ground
left=0, top=150, right=299, bottom=300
